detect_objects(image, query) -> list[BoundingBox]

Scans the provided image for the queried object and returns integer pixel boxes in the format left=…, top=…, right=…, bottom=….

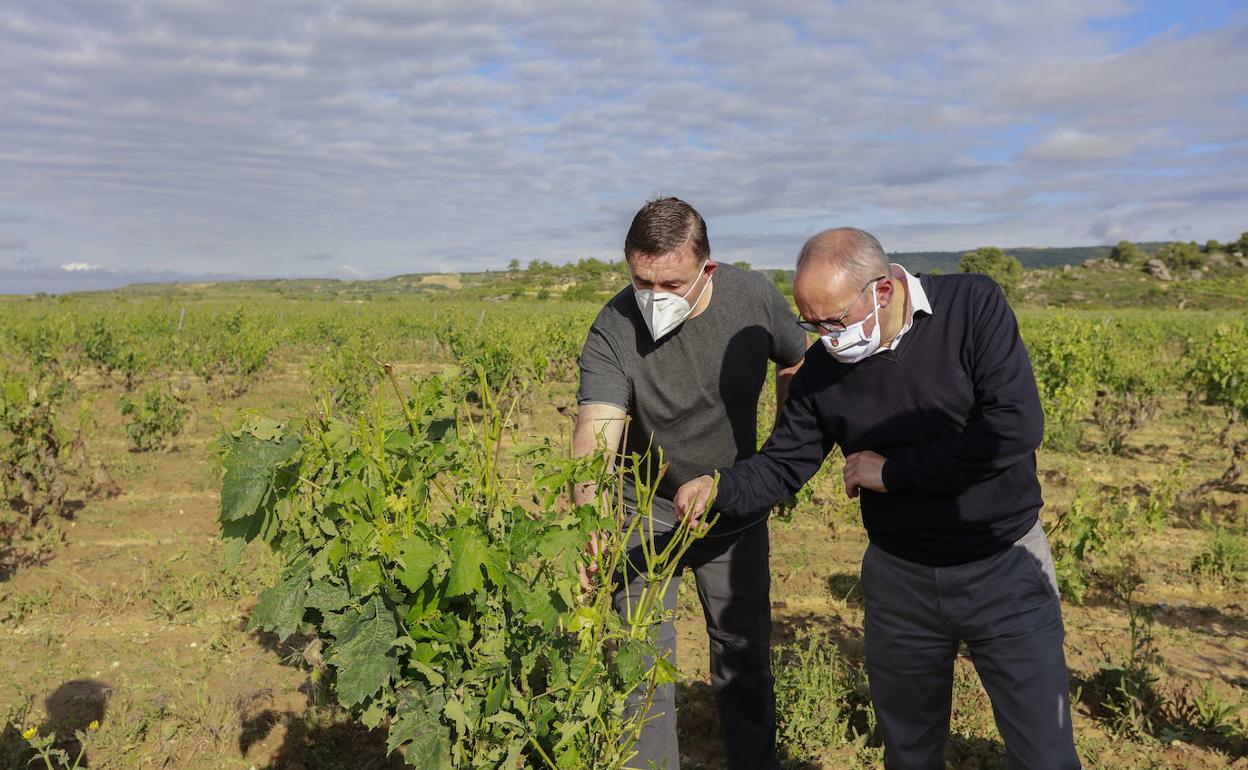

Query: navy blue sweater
left=714, top=273, right=1045, bottom=566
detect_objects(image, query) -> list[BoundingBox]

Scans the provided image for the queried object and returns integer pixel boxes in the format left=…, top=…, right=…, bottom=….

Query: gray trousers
left=612, top=519, right=781, bottom=770
left=860, top=520, right=1081, bottom=770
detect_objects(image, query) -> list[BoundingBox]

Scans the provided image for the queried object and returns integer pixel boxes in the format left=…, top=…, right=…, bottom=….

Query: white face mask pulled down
left=633, top=260, right=711, bottom=341
left=820, top=280, right=883, bottom=364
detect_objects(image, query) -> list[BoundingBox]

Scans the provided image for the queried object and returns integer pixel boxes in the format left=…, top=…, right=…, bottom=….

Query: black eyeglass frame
left=795, top=274, right=887, bottom=334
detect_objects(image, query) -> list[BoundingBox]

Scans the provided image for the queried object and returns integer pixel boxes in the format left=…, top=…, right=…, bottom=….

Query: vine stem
left=527, top=734, right=559, bottom=770
left=379, top=359, right=420, bottom=435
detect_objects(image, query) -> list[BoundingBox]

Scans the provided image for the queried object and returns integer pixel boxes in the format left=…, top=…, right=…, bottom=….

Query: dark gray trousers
left=860, top=520, right=1082, bottom=770
left=612, top=519, right=781, bottom=770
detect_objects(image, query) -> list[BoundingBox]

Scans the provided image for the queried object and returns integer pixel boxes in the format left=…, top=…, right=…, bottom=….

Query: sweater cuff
left=711, top=467, right=738, bottom=515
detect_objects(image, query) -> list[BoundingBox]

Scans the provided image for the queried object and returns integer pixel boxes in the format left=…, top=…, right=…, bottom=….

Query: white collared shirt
left=880, top=262, right=932, bottom=353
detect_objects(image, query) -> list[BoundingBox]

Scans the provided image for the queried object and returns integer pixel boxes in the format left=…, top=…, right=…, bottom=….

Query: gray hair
left=796, top=228, right=890, bottom=284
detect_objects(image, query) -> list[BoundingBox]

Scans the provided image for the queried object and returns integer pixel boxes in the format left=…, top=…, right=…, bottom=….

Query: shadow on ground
left=0, top=678, right=111, bottom=769
left=947, top=734, right=1007, bottom=769
left=824, top=571, right=864, bottom=605
left=239, top=706, right=404, bottom=770
left=1, top=501, right=86, bottom=582
left=1070, top=667, right=1248, bottom=760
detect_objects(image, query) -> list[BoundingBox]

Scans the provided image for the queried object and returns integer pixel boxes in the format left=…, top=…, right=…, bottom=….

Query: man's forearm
left=716, top=390, right=832, bottom=516
left=571, top=427, right=608, bottom=506
left=571, top=426, right=597, bottom=505
left=572, top=481, right=597, bottom=506
left=570, top=403, right=627, bottom=506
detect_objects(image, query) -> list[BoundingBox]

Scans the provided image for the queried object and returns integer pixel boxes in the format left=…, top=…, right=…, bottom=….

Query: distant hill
left=888, top=242, right=1169, bottom=274
left=0, top=240, right=1203, bottom=301
left=97, top=242, right=1170, bottom=296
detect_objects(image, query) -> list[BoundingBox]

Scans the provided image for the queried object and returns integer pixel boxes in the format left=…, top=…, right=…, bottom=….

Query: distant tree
left=1205, top=240, right=1222, bottom=254
left=536, top=289, right=551, bottom=301
left=959, top=246, right=1023, bottom=302
left=770, top=269, right=788, bottom=288
left=1109, top=240, right=1140, bottom=265
left=508, top=258, right=521, bottom=271
left=564, top=284, right=601, bottom=302
left=1156, top=241, right=1205, bottom=271
left=1234, top=231, right=1248, bottom=253
left=576, top=257, right=608, bottom=279
left=732, top=260, right=752, bottom=271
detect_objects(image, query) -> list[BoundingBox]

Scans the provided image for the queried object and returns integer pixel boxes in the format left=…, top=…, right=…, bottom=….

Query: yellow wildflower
left=88, top=720, right=100, bottom=731
left=22, top=725, right=37, bottom=740
left=384, top=493, right=407, bottom=514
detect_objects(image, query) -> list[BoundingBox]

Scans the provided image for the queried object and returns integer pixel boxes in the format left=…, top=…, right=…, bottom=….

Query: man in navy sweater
left=674, top=228, right=1081, bottom=769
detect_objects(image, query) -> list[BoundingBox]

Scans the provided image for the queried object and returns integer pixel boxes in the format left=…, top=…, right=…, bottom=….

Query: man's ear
left=704, top=260, right=718, bottom=278
left=876, top=276, right=896, bottom=309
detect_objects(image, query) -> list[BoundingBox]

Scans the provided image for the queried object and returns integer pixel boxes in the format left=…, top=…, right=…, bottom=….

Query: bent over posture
left=676, top=228, right=1081, bottom=770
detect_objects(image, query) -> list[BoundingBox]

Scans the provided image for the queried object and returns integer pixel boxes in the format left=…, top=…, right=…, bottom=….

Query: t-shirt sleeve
left=577, top=321, right=631, bottom=410
left=764, top=280, right=810, bottom=366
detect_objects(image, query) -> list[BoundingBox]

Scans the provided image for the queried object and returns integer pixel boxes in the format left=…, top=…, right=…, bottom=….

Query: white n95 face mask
left=634, top=260, right=711, bottom=341
left=820, top=280, right=882, bottom=364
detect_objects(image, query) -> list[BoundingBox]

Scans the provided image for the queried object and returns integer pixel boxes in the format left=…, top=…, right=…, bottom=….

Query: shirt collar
left=883, top=262, right=931, bottom=351
left=896, top=262, right=931, bottom=317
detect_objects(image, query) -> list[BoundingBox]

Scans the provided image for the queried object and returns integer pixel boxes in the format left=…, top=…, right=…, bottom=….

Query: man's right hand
left=674, top=474, right=716, bottom=528
left=577, top=530, right=603, bottom=592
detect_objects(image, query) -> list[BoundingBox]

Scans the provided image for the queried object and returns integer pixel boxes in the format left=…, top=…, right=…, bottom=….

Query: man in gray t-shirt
left=572, top=197, right=808, bottom=770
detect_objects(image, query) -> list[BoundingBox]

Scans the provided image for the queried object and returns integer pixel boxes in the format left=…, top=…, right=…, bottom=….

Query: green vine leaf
left=445, top=526, right=488, bottom=597
left=304, top=580, right=351, bottom=613
left=387, top=686, right=452, bottom=769
left=247, top=558, right=311, bottom=641
left=395, top=536, right=441, bottom=593
left=327, top=595, right=399, bottom=707
left=219, top=432, right=300, bottom=523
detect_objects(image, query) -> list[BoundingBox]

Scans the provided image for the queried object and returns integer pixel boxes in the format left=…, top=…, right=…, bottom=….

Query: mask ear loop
left=683, top=260, right=712, bottom=309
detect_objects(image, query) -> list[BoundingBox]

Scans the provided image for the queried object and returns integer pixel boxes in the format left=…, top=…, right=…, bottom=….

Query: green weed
left=119, top=382, right=189, bottom=452
left=1190, top=526, right=1248, bottom=586
left=772, top=631, right=878, bottom=763
left=1089, top=566, right=1162, bottom=739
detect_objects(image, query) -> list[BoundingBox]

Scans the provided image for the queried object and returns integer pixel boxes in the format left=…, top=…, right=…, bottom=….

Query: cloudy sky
left=2, top=1, right=1246, bottom=292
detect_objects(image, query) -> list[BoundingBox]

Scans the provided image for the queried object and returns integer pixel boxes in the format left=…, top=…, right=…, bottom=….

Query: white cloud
left=60, top=261, right=107, bottom=272
left=1022, top=128, right=1156, bottom=162
left=334, top=264, right=365, bottom=278
left=0, top=0, right=1243, bottom=281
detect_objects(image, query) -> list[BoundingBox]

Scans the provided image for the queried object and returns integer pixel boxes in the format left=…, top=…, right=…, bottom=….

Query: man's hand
left=844, top=451, right=888, bottom=498
left=674, top=474, right=716, bottom=529
left=577, top=530, right=604, bottom=592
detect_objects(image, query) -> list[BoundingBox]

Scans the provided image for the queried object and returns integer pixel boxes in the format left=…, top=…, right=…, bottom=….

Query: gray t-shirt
left=577, top=263, right=810, bottom=528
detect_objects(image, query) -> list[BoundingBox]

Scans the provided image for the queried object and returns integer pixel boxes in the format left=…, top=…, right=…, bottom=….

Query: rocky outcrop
left=1144, top=258, right=1172, bottom=281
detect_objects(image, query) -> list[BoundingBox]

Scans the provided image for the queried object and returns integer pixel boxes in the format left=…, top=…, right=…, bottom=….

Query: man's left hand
left=844, top=450, right=888, bottom=498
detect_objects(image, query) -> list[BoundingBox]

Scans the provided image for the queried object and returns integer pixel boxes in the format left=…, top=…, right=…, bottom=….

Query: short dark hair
left=624, top=197, right=710, bottom=262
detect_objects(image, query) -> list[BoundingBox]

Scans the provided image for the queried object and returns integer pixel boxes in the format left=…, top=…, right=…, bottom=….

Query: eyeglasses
left=795, top=275, right=887, bottom=334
